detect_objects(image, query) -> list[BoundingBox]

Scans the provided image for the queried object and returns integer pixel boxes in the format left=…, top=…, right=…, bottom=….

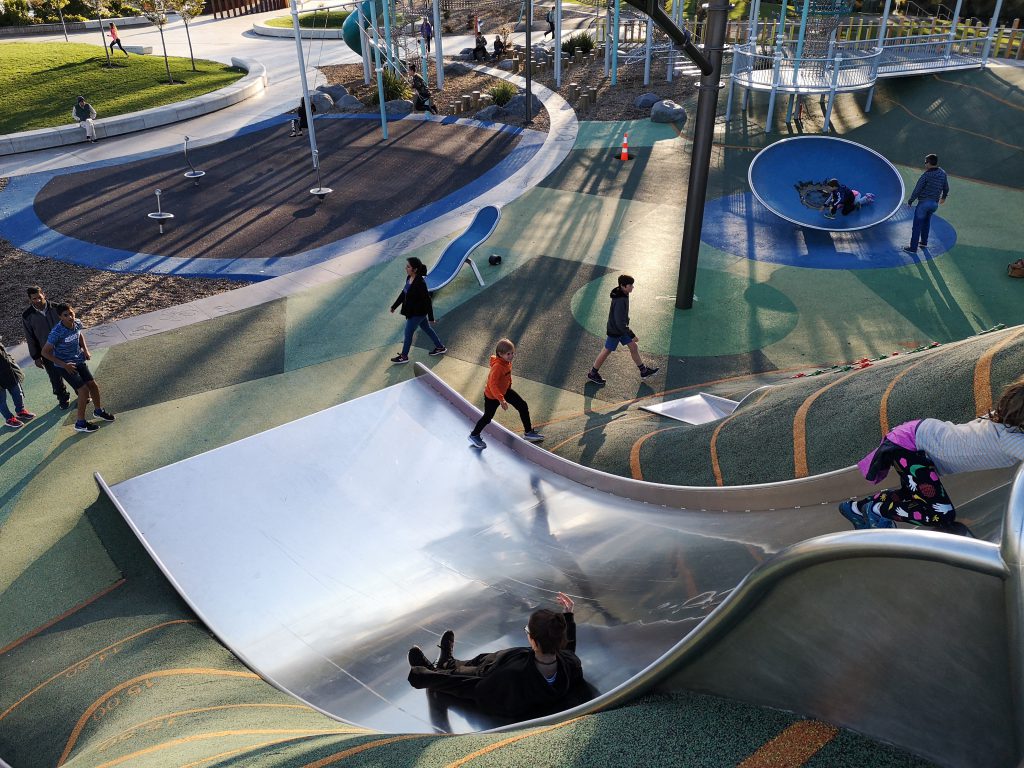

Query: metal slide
left=96, top=365, right=1024, bottom=767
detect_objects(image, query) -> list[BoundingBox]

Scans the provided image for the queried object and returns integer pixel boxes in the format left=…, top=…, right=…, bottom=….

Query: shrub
left=369, top=67, right=411, bottom=104
left=0, top=0, right=34, bottom=25
left=488, top=80, right=517, bottom=106
left=561, top=31, right=594, bottom=56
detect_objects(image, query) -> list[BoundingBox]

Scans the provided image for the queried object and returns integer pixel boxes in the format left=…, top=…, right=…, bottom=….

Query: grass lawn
left=264, top=10, right=351, bottom=28
left=0, top=42, right=245, bottom=134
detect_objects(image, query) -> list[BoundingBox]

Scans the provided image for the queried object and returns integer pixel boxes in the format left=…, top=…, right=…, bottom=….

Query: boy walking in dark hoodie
left=469, top=338, right=545, bottom=449
left=587, top=275, right=659, bottom=385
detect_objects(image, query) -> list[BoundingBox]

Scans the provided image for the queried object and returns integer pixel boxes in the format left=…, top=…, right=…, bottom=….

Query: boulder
left=503, top=92, right=542, bottom=118
left=474, top=104, right=507, bottom=121
left=650, top=98, right=687, bottom=124
left=335, top=94, right=365, bottom=111
left=310, top=92, right=334, bottom=113
left=318, top=84, right=349, bottom=101
left=634, top=92, right=662, bottom=109
left=497, top=58, right=515, bottom=70
left=384, top=99, right=414, bottom=115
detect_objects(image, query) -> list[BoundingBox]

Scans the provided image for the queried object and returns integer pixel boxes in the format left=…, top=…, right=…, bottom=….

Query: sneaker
left=429, top=346, right=448, bottom=356
left=823, top=211, right=836, bottom=220
left=902, top=246, right=918, bottom=254
left=58, top=398, right=71, bottom=410
left=436, top=629, right=455, bottom=669
left=408, top=646, right=434, bottom=669
left=864, top=505, right=897, bottom=529
left=838, top=500, right=870, bottom=529
left=919, top=241, right=928, bottom=248
left=4, top=417, right=22, bottom=429
left=468, top=433, right=486, bottom=449
left=75, top=420, right=99, bottom=433
left=523, top=430, right=545, bottom=443
left=639, top=364, right=660, bottom=379
left=390, top=353, right=410, bottom=364
left=587, top=369, right=606, bottom=384
left=16, top=409, right=36, bottom=422
left=94, top=408, right=115, bottom=422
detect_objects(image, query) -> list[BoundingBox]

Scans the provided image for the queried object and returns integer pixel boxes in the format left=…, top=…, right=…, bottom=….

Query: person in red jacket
left=468, top=338, right=544, bottom=449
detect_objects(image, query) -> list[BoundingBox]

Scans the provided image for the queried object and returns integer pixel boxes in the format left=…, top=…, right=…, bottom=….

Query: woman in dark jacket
left=407, top=593, right=591, bottom=720
left=389, top=256, right=446, bottom=364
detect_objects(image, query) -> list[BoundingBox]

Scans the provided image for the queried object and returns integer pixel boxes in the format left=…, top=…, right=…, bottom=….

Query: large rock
left=310, top=92, right=334, bottom=113
left=503, top=92, right=542, bottom=118
left=385, top=99, right=414, bottom=115
left=335, top=94, right=364, bottom=111
left=497, top=58, right=515, bottom=70
left=318, top=84, right=349, bottom=101
left=634, top=92, right=662, bottom=109
left=650, top=98, right=687, bottom=124
left=474, top=104, right=507, bottom=121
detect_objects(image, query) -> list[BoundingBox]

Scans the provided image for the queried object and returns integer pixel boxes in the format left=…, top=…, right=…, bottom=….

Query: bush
left=0, top=0, right=34, bottom=25
left=561, top=31, right=594, bottom=56
left=488, top=80, right=516, bottom=106
left=368, top=67, right=411, bottom=104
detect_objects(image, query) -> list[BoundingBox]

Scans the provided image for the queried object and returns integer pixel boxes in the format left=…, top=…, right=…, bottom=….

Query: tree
left=167, top=0, right=204, bottom=71
left=92, top=0, right=112, bottom=67
left=135, top=0, right=177, bottom=83
left=30, top=0, right=71, bottom=39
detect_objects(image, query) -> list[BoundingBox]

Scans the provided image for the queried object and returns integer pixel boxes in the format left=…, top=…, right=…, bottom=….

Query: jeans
left=402, top=316, right=443, bottom=356
left=0, top=383, right=26, bottom=420
left=910, top=199, right=938, bottom=250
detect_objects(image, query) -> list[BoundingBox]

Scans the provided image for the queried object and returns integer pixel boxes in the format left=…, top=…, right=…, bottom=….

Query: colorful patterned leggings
left=858, top=446, right=956, bottom=527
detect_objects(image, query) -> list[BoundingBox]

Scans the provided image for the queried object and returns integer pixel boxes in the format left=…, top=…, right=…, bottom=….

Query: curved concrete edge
left=252, top=19, right=347, bottom=39
left=0, top=57, right=267, bottom=157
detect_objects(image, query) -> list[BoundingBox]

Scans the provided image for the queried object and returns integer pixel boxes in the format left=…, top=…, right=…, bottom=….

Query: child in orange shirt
left=469, top=338, right=544, bottom=449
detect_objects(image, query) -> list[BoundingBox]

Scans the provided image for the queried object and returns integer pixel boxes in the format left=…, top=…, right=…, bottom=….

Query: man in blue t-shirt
left=42, top=303, right=115, bottom=434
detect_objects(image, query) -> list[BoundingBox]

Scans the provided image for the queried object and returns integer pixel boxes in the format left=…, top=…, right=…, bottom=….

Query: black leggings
left=110, top=39, right=127, bottom=54
left=858, top=446, right=956, bottom=527
left=472, top=389, right=532, bottom=436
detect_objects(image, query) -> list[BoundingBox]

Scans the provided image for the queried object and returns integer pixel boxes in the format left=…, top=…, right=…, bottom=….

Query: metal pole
left=823, top=53, right=841, bottom=132
left=526, top=0, right=533, bottom=121
left=369, top=0, right=389, bottom=138
left=675, top=0, right=729, bottom=310
left=785, top=0, right=811, bottom=122
left=945, top=0, right=963, bottom=63
left=381, top=0, right=395, bottom=72
left=555, top=0, right=563, bottom=86
left=612, top=0, right=621, bottom=84
left=359, top=3, right=371, bottom=84
left=981, top=0, right=1003, bottom=66
left=604, top=5, right=611, bottom=74
left=290, top=0, right=323, bottom=168
left=724, top=41, right=738, bottom=120
left=433, top=0, right=443, bottom=89
left=765, top=33, right=783, bottom=132
left=644, top=15, right=653, bottom=84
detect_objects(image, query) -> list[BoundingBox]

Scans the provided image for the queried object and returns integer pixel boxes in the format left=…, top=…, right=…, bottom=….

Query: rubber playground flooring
left=3, top=63, right=1024, bottom=768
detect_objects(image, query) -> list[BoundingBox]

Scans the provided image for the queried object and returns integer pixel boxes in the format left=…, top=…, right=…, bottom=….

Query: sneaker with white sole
left=390, top=353, right=410, bottom=364
left=587, top=369, right=606, bottom=384
left=16, top=409, right=35, bottom=422
left=4, top=417, right=22, bottom=429
left=94, top=408, right=115, bottom=422
left=75, top=420, right=99, bottom=433
left=838, top=500, right=870, bottom=529
left=639, top=364, right=660, bottom=379
left=468, top=434, right=486, bottom=449
left=523, top=430, right=545, bottom=442
left=429, top=346, right=447, bottom=356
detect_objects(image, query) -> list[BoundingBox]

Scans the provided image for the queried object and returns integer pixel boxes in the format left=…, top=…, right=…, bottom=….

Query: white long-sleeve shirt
left=916, top=417, right=1024, bottom=475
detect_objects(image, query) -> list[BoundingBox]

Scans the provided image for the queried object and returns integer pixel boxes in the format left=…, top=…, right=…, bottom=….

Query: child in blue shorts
left=587, top=275, right=659, bottom=385
left=42, top=303, right=115, bottom=434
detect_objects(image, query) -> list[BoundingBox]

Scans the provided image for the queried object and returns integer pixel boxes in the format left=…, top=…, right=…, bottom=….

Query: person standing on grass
left=903, top=153, right=948, bottom=254
left=0, top=338, right=36, bottom=430
left=73, top=96, right=98, bottom=143
left=42, top=304, right=115, bottom=434
left=22, top=286, right=71, bottom=410
left=468, top=338, right=544, bottom=449
left=389, top=257, right=446, bottom=364
left=586, top=275, right=659, bottom=385
left=108, top=22, right=129, bottom=57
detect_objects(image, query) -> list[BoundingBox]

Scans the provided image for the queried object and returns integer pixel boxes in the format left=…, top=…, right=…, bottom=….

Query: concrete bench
left=123, top=44, right=153, bottom=54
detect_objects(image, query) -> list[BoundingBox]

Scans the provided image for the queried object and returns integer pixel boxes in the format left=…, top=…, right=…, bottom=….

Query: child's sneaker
left=429, top=346, right=447, bottom=356
left=75, top=420, right=99, bottom=433
left=94, top=408, right=115, bottom=422
left=16, top=409, right=35, bottom=422
left=587, top=369, right=606, bottom=384
left=523, top=430, right=545, bottom=443
left=838, top=500, right=869, bottom=529
left=468, top=434, right=486, bottom=449
left=865, top=505, right=897, bottom=529
left=4, top=417, right=23, bottom=429
left=390, top=353, right=410, bottom=364
left=639, top=364, right=660, bottom=379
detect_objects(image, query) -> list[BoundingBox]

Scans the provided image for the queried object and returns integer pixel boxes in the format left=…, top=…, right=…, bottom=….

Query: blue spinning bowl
left=748, top=136, right=905, bottom=232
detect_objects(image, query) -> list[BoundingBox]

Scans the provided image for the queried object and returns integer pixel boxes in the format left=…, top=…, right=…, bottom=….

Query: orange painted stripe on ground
left=629, top=424, right=686, bottom=480
left=932, top=73, right=1024, bottom=112
left=90, top=729, right=353, bottom=768
left=0, top=578, right=126, bottom=657
left=878, top=357, right=932, bottom=436
left=0, top=618, right=196, bottom=724
left=973, top=327, right=1024, bottom=417
left=738, top=720, right=839, bottom=768
left=547, top=413, right=649, bottom=454
left=301, top=734, right=429, bottom=767
left=178, top=732, right=365, bottom=768
left=710, top=388, right=773, bottom=486
left=874, top=91, right=1023, bottom=152
left=792, top=370, right=864, bottom=478
left=444, top=718, right=582, bottom=768
left=58, top=668, right=261, bottom=766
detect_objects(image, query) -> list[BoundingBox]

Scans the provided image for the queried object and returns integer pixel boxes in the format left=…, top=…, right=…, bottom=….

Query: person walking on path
left=544, top=7, right=555, bottom=38
left=22, top=286, right=71, bottom=410
left=73, top=96, right=98, bottom=143
left=389, top=257, right=446, bottom=364
left=903, top=153, right=948, bottom=254
left=108, top=22, right=129, bottom=57
left=0, top=339, right=36, bottom=430
left=468, top=338, right=544, bottom=449
left=839, top=374, right=1024, bottom=535
left=419, top=16, right=433, bottom=53
left=406, top=592, right=591, bottom=720
left=586, top=275, right=660, bottom=385
left=42, top=304, right=115, bottom=434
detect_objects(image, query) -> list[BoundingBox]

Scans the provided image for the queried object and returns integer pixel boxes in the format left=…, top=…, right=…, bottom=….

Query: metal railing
left=875, top=30, right=988, bottom=73
left=731, top=40, right=882, bottom=93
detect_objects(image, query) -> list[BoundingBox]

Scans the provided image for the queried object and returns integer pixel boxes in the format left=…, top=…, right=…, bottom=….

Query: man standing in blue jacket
left=903, top=153, right=949, bottom=254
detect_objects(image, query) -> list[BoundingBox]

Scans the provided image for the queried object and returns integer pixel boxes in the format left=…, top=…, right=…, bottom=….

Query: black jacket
left=0, top=342, right=24, bottom=389
left=391, top=276, right=435, bottom=321
left=22, top=303, right=63, bottom=361
left=605, top=286, right=634, bottom=338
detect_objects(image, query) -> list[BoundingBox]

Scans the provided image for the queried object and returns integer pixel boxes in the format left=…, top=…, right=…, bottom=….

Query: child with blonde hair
left=840, top=375, right=1024, bottom=533
left=469, top=338, right=544, bottom=449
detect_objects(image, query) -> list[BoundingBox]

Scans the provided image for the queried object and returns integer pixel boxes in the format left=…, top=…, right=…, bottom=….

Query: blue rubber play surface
left=702, top=192, right=956, bottom=269
left=748, top=136, right=905, bottom=232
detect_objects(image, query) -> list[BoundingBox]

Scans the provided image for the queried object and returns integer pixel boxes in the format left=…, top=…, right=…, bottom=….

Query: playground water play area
left=3, top=0, right=1024, bottom=766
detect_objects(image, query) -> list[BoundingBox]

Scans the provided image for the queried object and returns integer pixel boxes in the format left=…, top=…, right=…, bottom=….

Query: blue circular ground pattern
left=702, top=193, right=957, bottom=270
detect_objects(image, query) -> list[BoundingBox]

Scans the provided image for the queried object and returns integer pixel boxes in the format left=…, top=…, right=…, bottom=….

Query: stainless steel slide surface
left=97, top=365, right=1024, bottom=766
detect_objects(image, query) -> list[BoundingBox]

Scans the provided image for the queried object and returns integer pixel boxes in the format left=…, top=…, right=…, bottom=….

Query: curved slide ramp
left=96, top=366, right=1023, bottom=766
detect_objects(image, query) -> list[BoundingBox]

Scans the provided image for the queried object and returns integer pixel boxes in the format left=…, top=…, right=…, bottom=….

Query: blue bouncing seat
left=425, top=205, right=500, bottom=292
left=748, top=136, right=904, bottom=232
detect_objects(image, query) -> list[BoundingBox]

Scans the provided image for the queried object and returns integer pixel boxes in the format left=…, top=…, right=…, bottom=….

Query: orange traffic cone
left=620, top=132, right=629, bottom=161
